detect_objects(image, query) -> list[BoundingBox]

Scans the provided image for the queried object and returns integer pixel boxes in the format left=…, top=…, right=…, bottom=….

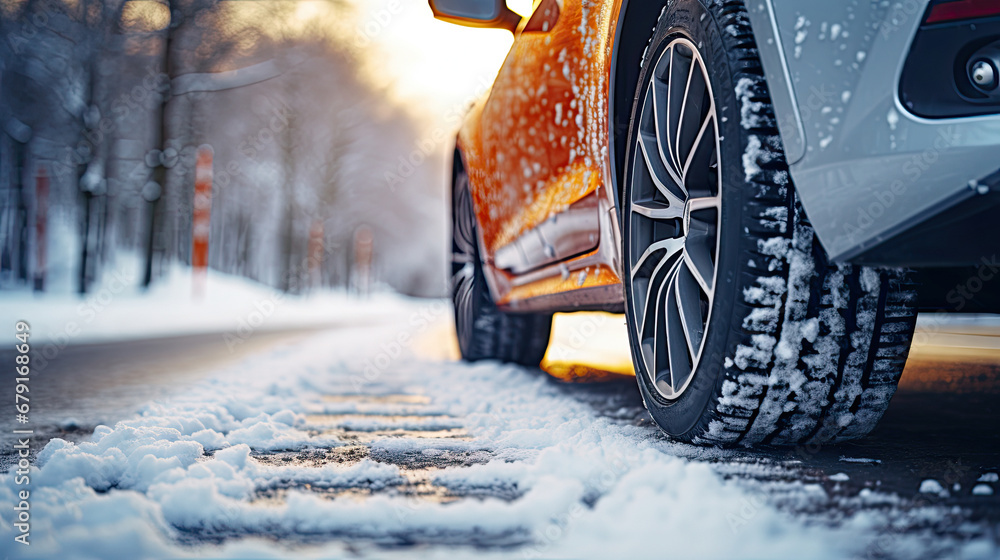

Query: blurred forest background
left=0, top=0, right=473, bottom=298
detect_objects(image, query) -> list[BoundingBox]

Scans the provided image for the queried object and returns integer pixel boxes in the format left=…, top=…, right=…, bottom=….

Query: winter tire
left=621, top=0, right=918, bottom=446
left=451, top=163, right=553, bottom=367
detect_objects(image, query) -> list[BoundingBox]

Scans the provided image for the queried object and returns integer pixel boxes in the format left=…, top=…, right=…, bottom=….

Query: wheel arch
left=610, top=0, right=672, bottom=214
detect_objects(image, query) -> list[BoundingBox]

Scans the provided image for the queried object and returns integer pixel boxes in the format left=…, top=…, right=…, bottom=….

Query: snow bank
left=0, top=253, right=411, bottom=346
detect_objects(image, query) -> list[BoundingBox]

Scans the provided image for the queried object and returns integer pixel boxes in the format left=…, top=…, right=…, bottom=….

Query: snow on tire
left=709, top=199, right=918, bottom=447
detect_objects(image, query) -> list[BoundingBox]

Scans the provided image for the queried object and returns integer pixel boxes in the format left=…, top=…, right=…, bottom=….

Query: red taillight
left=925, top=0, right=1000, bottom=24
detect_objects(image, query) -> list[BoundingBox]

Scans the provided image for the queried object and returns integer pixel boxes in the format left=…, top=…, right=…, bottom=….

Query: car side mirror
left=428, top=0, right=521, bottom=34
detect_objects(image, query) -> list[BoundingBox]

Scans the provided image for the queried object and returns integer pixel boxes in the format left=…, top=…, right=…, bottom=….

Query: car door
left=477, top=0, right=604, bottom=275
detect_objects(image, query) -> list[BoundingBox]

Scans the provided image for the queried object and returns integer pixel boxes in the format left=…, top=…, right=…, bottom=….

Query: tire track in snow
left=2, top=312, right=998, bottom=558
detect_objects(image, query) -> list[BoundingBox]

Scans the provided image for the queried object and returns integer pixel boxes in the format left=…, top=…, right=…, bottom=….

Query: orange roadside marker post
left=192, top=145, right=213, bottom=299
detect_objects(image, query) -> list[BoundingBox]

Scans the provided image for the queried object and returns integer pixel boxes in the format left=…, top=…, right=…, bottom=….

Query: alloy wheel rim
left=627, top=37, right=722, bottom=400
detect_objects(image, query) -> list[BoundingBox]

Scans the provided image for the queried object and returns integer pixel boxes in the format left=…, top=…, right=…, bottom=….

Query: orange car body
left=456, top=0, right=625, bottom=312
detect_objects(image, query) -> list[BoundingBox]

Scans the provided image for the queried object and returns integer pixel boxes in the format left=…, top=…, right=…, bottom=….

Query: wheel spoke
left=455, top=229, right=476, bottom=256
left=674, top=57, right=699, bottom=176
left=453, top=259, right=473, bottom=279
left=652, top=259, right=682, bottom=389
left=638, top=252, right=675, bottom=346
left=675, top=262, right=705, bottom=358
left=452, top=263, right=475, bottom=345
left=665, top=265, right=692, bottom=392
left=649, top=81, right=685, bottom=192
left=687, top=195, right=721, bottom=212
left=453, top=187, right=478, bottom=258
left=681, top=110, right=715, bottom=185
left=683, top=231, right=715, bottom=294
left=638, top=130, right=685, bottom=208
left=666, top=47, right=693, bottom=179
left=631, top=237, right=685, bottom=279
left=652, top=47, right=676, bottom=174
left=632, top=199, right=684, bottom=221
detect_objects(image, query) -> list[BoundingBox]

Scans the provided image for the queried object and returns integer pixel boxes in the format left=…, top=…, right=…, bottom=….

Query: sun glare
left=349, top=0, right=536, bottom=121
left=293, top=0, right=324, bottom=22
left=542, top=313, right=636, bottom=381
left=120, top=0, right=171, bottom=33
left=508, top=0, right=534, bottom=17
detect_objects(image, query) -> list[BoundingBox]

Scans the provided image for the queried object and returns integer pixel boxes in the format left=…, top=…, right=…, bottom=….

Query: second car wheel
left=621, top=0, right=918, bottom=446
left=451, top=162, right=553, bottom=367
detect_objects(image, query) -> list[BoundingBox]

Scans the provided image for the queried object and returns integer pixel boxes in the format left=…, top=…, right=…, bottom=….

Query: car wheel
left=621, top=0, right=918, bottom=446
left=451, top=166, right=553, bottom=367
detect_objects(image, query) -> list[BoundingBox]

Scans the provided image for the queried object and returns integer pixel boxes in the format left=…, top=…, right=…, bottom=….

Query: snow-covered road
left=2, top=296, right=999, bottom=559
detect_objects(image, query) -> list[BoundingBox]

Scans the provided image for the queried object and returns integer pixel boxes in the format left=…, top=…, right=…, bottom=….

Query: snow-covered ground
left=2, top=285, right=998, bottom=559
left=0, top=255, right=410, bottom=346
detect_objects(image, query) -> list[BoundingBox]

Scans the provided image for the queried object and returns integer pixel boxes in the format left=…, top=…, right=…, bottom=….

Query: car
left=432, top=0, right=1000, bottom=446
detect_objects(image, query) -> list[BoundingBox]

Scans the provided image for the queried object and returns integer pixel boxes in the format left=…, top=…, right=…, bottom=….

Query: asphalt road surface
left=0, top=328, right=325, bottom=470
left=1, top=311, right=998, bottom=558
